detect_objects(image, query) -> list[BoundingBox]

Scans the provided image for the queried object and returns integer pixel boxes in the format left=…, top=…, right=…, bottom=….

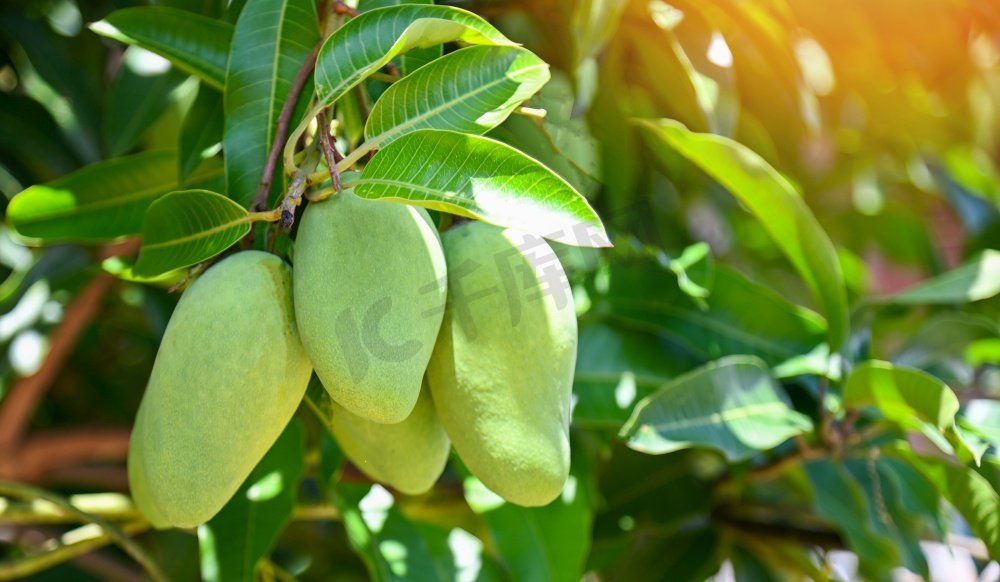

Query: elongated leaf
left=0, top=92, right=80, bottom=183
left=224, top=0, right=319, bottom=207
left=7, top=151, right=223, bottom=243
left=355, top=130, right=609, bottom=247
left=200, top=420, right=305, bottom=582
left=90, top=7, right=232, bottom=90
left=313, top=5, right=513, bottom=110
left=620, top=356, right=812, bottom=460
left=180, top=86, right=224, bottom=180
left=365, top=46, right=549, bottom=149
left=104, top=48, right=188, bottom=156
left=842, top=361, right=960, bottom=430
left=640, top=119, right=849, bottom=350
left=357, top=0, right=439, bottom=76
left=134, top=190, right=252, bottom=277
left=883, top=249, right=1000, bottom=305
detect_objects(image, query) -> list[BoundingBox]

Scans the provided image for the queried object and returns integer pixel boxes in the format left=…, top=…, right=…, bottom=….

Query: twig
left=0, top=481, right=165, bottom=581
left=316, top=108, right=343, bottom=193
left=251, top=41, right=322, bottom=211
left=0, top=274, right=115, bottom=452
left=0, top=429, right=131, bottom=483
left=0, top=521, right=149, bottom=580
left=332, top=0, right=358, bottom=17
left=279, top=147, right=323, bottom=230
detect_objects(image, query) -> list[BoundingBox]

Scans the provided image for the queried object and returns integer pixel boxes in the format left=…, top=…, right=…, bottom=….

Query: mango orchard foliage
left=2, top=0, right=1000, bottom=580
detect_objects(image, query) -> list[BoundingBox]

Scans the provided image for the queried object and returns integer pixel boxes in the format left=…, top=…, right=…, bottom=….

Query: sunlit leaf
left=357, top=0, right=440, bottom=76
left=842, top=361, right=959, bottom=431
left=134, top=190, right=253, bottom=277
left=354, top=130, right=609, bottom=247
left=882, top=249, right=1000, bottom=305
left=91, top=7, right=232, bottom=90
left=620, top=356, right=813, bottom=460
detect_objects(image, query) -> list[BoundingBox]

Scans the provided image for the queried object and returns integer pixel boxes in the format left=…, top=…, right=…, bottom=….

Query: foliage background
left=0, top=0, right=999, bottom=580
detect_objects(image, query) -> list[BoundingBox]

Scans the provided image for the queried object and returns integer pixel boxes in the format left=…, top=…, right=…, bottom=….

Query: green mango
left=293, top=191, right=447, bottom=423
left=129, top=251, right=312, bottom=528
left=427, top=222, right=577, bottom=506
left=331, top=380, right=450, bottom=495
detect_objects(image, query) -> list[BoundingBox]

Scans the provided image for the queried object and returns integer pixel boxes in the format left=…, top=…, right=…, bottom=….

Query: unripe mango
left=129, top=251, right=312, bottom=528
left=331, top=380, right=450, bottom=495
left=293, top=191, right=447, bottom=423
left=427, top=222, right=577, bottom=507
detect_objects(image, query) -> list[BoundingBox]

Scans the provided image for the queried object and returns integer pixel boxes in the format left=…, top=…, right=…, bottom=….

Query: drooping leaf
left=180, top=85, right=224, bottom=181
left=842, top=361, right=960, bottom=431
left=639, top=119, right=849, bottom=350
left=620, top=356, right=813, bottom=460
left=90, top=7, right=233, bottom=90
left=354, top=129, right=609, bottom=247
left=365, top=45, right=549, bottom=150
left=6, top=150, right=223, bottom=243
left=104, top=48, right=189, bottom=156
left=199, top=419, right=305, bottom=582
left=882, top=249, right=1000, bottom=305
left=223, top=0, right=319, bottom=207
left=133, top=190, right=253, bottom=277
left=312, top=4, right=514, bottom=110
left=356, top=0, right=440, bottom=76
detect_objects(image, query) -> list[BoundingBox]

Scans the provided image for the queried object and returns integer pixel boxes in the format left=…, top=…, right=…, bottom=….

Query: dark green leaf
left=354, top=130, right=609, bottom=247
left=199, top=419, right=305, bottom=582
left=133, top=190, right=252, bottom=277
left=842, top=360, right=960, bottom=430
left=620, top=356, right=813, bottom=460
left=180, top=86, right=224, bottom=181
left=104, top=48, right=188, bottom=156
left=6, top=151, right=223, bottom=243
left=0, top=92, right=80, bottom=182
left=882, top=249, right=1000, bottom=305
left=639, top=119, right=849, bottom=350
left=91, top=7, right=233, bottom=90
left=223, top=0, right=319, bottom=207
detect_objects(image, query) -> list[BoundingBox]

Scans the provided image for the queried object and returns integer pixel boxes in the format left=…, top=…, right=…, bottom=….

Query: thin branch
left=316, top=108, right=343, bottom=193
left=251, top=41, right=322, bottom=212
left=0, top=521, right=148, bottom=580
left=0, top=481, right=165, bottom=582
left=0, top=429, right=131, bottom=483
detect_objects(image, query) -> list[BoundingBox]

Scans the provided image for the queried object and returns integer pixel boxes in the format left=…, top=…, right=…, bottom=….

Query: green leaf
left=639, top=119, right=849, bottom=350
left=6, top=150, right=223, bottom=243
left=90, top=7, right=233, bottom=90
left=313, top=4, right=514, bottom=110
left=354, top=130, right=609, bottom=247
left=0, top=92, right=80, bottom=182
left=607, top=264, right=827, bottom=366
left=365, top=45, right=549, bottom=150
left=882, top=249, right=1000, bottom=305
left=620, top=356, right=813, bottom=460
left=842, top=361, right=960, bottom=431
left=963, top=399, right=1000, bottom=448
left=199, top=419, right=305, bottom=582
left=803, top=461, right=900, bottom=579
left=104, top=48, right=188, bottom=156
left=357, top=0, right=440, bottom=76
left=224, top=0, right=319, bottom=207
left=133, top=190, right=253, bottom=277
left=893, top=447, right=1000, bottom=559
left=180, top=85, right=224, bottom=181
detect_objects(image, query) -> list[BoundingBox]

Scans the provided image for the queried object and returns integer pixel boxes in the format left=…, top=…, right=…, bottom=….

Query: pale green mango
left=293, top=191, right=447, bottom=423
left=331, top=380, right=450, bottom=495
left=129, top=251, right=312, bottom=528
left=427, top=222, right=577, bottom=507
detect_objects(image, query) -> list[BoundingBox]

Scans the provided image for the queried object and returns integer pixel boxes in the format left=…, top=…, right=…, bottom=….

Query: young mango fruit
left=129, top=251, right=312, bottom=528
left=427, top=221, right=577, bottom=507
left=330, top=379, right=450, bottom=495
left=293, top=191, right=447, bottom=423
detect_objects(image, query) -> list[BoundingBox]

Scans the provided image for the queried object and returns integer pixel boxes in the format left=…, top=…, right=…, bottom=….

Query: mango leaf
left=882, top=249, right=1000, bottom=305
left=224, top=0, right=319, bottom=207
left=90, top=7, right=232, bottom=90
left=134, top=190, right=253, bottom=277
left=199, top=419, right=305, bottom=582
left=357, top=0, right=439, bottom=76
left=803, top=461, right=900, bottom=579
left=104, top=48, right=189, bottom=156
left=0, top=92, right=80, bottom=183
left=962, top=400, right=1000, bottom=448
left=313, top=4, right=514, bottom=110
left=620, top=356, right=813, bottom=460
left=180, top=86, right=224, bottom=181
left=892, top=447, right=1000, bottom=559
left=639, top=119, right=849, bottom=350
left=6, top=150, right=223, bottom=243
left=842, top=361, right=960, bottom=431
left=365, top=46, right=549, bottom=150
left=354, top=130, right=609, bottom=247
left=607, top=263, right=827, bottom=366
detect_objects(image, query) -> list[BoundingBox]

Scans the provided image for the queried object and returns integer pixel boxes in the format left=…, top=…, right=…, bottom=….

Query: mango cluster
left=129, top=191, right=578, bottom=528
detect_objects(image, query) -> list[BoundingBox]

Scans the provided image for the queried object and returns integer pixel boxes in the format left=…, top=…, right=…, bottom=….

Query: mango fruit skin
left=331, top=380, right=450, bottom=495
left=293, top=191, right=447, bottom=423
left=427, top=222, right=577, bottom=507
left=129, top=251, right=312, bottom=528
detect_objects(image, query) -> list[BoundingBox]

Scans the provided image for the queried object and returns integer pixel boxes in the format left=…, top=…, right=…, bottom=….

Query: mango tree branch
left=0, top=520, right=149, bottom=580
